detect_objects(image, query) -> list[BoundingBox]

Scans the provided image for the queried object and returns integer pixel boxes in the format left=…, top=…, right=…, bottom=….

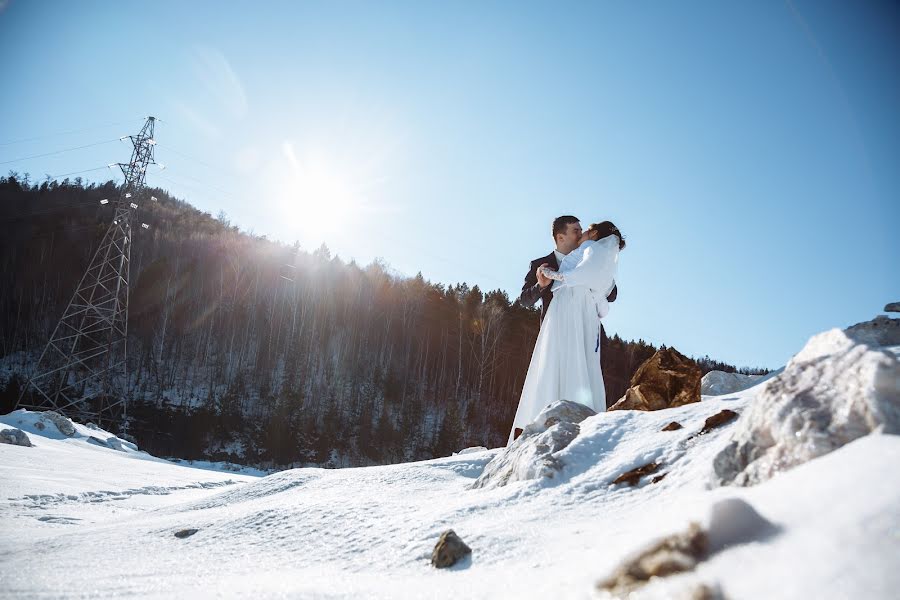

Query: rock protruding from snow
left=431, top=530, right=471, bottom=568
left=174, top=528, right=199, bottom=539
left=40, top=411, right=76, bottom=437
left=884, top=302, right=899, bottom=313
left=701, top=370, right=765, bottom=396
left=0, top=427, right=32, bottom=447
left=596, top=522, right=708, bottom=596
left=608, top=347, right=701, bottom=411
left=471, top=400, right=595, bottom=490
left=713, top=317, right=900, bottom=486
left=697, top=409, right=739, bottom=436
left=611, top=461, right=661, bottom=487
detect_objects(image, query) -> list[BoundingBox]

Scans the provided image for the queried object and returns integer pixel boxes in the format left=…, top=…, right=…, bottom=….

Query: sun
left=276, top=141, right=363, bottom=240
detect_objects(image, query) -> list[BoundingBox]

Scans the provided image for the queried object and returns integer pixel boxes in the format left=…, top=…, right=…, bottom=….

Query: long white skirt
left=507, top=286, right=606, bottom=446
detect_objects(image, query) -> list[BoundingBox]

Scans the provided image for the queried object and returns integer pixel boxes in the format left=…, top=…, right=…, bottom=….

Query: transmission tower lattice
left=17, top=116, right=158, bottom=426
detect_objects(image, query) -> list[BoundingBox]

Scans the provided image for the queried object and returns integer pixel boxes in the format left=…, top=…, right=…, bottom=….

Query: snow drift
left=0, top=317, right=898, bottom=599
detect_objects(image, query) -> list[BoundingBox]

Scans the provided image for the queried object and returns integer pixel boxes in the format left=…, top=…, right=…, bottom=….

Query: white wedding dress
left=507, top=235, right=620, bottom=446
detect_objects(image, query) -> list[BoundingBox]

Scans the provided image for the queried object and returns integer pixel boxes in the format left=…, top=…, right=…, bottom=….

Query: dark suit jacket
left=519, top=251, right=617, bottom=323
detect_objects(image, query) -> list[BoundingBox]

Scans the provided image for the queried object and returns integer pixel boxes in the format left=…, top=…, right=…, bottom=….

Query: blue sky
left=1, top=0, right=897, bottom=369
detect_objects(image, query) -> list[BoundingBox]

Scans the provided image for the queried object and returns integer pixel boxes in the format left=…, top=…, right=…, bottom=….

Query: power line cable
left=0, top=119, right=143, bottom=146
left=0, top=138, right=121, bottom=166
left=156, top=144, right=238, bottom=178
left=47, top=166, right=115, bottom=179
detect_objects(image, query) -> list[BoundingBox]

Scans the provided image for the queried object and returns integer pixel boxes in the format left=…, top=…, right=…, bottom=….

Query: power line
left=149, top=170, right=240, bottom=199
left=156, top=144, right=238, bottom=178
left=48, top=166, right=115, bottom=179
left=0, top=138, right=121, bottom=166
left=0, top=118, right=143, bottom=147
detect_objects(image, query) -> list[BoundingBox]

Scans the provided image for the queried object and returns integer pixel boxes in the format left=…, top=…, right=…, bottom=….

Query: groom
left=514, top=215, right=618, bottom=440
left=519, top=215, right=617, bottom=322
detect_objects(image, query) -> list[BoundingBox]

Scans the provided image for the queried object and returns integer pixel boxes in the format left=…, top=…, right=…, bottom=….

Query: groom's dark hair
left=552, top=215, right=580, bottom=240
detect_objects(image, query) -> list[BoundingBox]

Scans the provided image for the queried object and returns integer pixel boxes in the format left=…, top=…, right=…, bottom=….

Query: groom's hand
left=536, top=263, right=551, bottom=289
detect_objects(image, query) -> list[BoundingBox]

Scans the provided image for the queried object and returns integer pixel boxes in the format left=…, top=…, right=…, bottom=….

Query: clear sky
left=1, top=0, right=897, bottom=369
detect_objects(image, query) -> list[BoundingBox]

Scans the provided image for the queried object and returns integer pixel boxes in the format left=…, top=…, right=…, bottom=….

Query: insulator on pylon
left=125, top=192, right=132, bottom=198
left=148, top=139, right=156, bottom=145
left=100, top=199, right=109, bottom=205
left=130, top=202, right=138, bottom=209
left=157, top=163, right=166, bottom=171
left=150, top=196, right=157, bottom=201
left=142, top=223, right=150, bottom=229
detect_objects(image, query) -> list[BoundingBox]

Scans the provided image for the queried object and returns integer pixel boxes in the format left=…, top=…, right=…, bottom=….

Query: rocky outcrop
left=39, top=411, right=76, bottom=437
left=697, top=409, right=739, bottom=435
left=714, top=317, right=900, bottom=486
left=0, top=428, right=32, bottom=447
left=701, top=370, right=765, bottom=396
left=596, top=522, right=708, bottom=596
left=885, top=302, right=900, bottom=313
left=471, top=400, right=595, bottom=490
left=609, top=347, right=702, bottom=411
left=431, top=530, right=471, bottom=568
left=174, top=528, right=199, bottom=539
left=662, top=421, right=683, bottom=431
left=597, top=498, right=776, bottom=597
left=612, top=462, right=661, bottom=487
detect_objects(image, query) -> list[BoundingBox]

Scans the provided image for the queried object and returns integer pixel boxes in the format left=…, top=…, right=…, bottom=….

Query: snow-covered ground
left=1, top=318, right=898, bottom=599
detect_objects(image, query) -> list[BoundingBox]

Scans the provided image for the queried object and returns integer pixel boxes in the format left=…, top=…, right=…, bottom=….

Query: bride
left=507, top=221, right=626, bottom=446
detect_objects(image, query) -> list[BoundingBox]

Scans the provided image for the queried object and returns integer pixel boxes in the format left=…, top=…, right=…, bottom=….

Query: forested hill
left=0, top=174, right=767, bottom=467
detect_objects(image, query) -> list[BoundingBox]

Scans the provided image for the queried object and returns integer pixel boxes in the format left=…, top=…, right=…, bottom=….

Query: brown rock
left=431, top=529, right=471, bottom=568
left=612, top=462, right=661, bottom=486
left=698, top=409, right=738, bottom=435
left=651, top=472, right=668, bottom=484
left=662, top=421, right=683, bottom=431
left=596, top=522, right=708, bottom=596
left=608, top=347, right=702, bottom=412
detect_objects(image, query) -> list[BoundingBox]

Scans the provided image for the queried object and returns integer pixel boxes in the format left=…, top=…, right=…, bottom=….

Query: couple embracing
left=508, top=216, right=626, bottom=445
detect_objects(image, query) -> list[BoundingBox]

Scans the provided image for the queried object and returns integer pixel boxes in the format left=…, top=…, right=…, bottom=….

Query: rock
left=713, top=318, right=900, bottom=486
left=697, top=409, right=738, bottom=435
left=608, top=347, right=702, bottom=411
left=662, top=421, right=683, bottom=431
left=596, top=523, right=708, bottom=596
left=0, top=428, right=32, bottom=447
left=471, top=400, right=595, bottom=489
left=651, top=472, right=667, bottom=484
left=431, top=529, right=471, bottom=568
left=40, top=411, right=76, bottom=436
left=612, top=461, right=661, bottom=486
left=701, top=370, right=766, bottom=396
left=174, top=528, right=199, bottom=538
left=842, top=315, right=900, bottom=348
left=885, top=302, right=900, bottom=313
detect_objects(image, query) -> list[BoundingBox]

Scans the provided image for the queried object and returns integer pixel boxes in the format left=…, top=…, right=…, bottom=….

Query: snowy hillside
left=1, top=317, right=898, bottom=599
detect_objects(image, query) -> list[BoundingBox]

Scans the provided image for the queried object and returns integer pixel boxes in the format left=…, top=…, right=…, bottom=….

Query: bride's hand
left=536, top=263, right=551, bottom=288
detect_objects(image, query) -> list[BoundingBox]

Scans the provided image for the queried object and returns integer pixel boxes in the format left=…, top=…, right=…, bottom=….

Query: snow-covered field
left=1, top=318, right=898, bottom=599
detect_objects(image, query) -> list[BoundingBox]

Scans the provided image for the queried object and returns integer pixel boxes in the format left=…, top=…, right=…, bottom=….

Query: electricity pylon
left=16, top=116, right=157, bottom=427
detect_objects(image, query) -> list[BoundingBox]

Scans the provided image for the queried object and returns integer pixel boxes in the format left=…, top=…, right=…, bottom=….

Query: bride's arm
left=538, top=265, right=565, bottom=282
left=555, top=237, right=618, bottom=291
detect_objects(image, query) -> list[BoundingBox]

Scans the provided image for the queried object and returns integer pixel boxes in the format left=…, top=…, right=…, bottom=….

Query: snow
left=1, top=318, right=898, bottom=599
left=700, top=370, right=770, bottom=396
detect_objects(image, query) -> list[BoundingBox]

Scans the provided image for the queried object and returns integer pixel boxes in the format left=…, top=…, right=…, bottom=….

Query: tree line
left=0, top=173, right=768, bottom=468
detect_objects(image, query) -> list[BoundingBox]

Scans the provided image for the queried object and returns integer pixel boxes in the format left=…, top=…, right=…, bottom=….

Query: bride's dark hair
left=588, top=221, right=626, bottom=250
